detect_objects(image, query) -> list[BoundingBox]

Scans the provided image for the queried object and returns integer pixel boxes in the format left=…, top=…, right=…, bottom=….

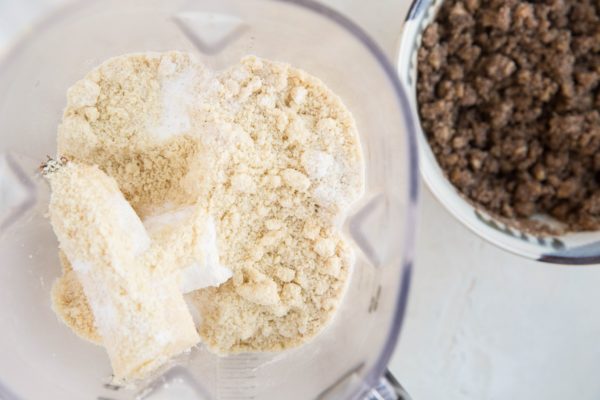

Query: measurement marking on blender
left=369, top=285, right=382, bottom=313
left=217, top=355, right=260, bottom=400
left=220, top=366, right=258, bottom=371
left=218, top=369, right=255, bottom=380
left=316, top=363, right=366, bottom=399
left=103, top=382, right=123, bottom=391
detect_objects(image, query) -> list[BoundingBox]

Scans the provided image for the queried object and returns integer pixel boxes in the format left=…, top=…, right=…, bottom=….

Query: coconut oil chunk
left=46, top=162, right=200, bottom=381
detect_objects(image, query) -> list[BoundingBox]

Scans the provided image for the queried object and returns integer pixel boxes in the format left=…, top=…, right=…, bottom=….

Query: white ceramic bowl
left=396, top=0, right=600, bottom=265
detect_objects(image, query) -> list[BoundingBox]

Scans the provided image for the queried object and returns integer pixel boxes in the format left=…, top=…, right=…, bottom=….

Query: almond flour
left=50, top=52, right=364, bottom=367
left=187, top=57, right=363, bottom=352
left=57, top=51, right=210, bottom=215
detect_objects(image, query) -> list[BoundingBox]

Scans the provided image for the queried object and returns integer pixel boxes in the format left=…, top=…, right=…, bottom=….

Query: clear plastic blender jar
left=0, top=1, right=418, bottom=399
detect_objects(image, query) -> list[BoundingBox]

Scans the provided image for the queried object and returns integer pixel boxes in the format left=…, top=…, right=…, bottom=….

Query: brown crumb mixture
left=417, top=0, right=600, bottom=232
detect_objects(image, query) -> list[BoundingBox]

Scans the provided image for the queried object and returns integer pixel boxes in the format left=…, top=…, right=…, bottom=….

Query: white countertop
left=2, top=1, right=600, bottom=399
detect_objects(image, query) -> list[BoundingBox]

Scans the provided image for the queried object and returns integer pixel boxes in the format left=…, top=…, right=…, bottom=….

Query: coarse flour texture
left=57, top=51, right=209, bottom=215
left=52, top=52, right=364, bottom=355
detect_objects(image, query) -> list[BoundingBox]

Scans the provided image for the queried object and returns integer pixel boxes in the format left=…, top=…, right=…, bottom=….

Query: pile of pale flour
left=50, top=51, right=364, bottom=376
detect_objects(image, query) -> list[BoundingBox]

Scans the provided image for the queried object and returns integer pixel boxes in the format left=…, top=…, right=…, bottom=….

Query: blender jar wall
left=0, top=1, right=418, bottom=399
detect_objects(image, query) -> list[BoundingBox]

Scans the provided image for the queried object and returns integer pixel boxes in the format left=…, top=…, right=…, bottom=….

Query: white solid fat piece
left=143, top=208, right=232, bottom=293
left=179, top=215, right=232, bottom=293
left=152, top=69, right=194, bottom=140
left=111, top=194, right=152, bottom=255
left=47, top=162, right=200, bottom=381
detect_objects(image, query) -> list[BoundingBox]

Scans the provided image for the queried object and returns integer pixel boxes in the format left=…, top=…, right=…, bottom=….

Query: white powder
left=146, top=53, right=211, bottom=141
left=154, top=331, right=173, bottom=346
left=142, top=206, right=196, bottom=232
left=81, top=275, right=122, bottom=337
left=71, top=260, right=92, bottom=273
left=151, top=69, right=195, bottom=140
left=301, top=149, right=352, bottom=212
left=143, top=208, right=232, bottom=293
left=111, top=195, right=151, bottom=256
left=179, top=262, right=232, bottom=293
left=301, top=149, right=335, bottom=180
left=180, top=216, right=232, bottom=293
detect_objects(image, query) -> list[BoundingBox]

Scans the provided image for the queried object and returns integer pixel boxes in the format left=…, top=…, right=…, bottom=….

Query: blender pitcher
left=0, top=0, right=418, bottom=399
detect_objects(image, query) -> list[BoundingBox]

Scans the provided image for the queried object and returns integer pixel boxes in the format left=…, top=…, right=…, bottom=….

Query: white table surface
left=2, top=1, right=600, bottom=399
